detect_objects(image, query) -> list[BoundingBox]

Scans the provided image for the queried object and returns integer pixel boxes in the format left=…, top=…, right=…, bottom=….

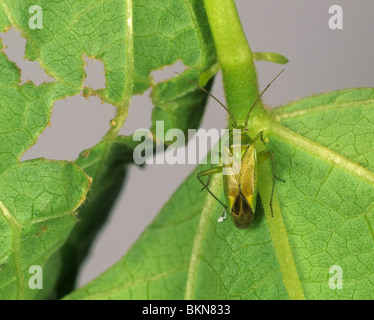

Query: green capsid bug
left=177, top=70, right=285, bottom=229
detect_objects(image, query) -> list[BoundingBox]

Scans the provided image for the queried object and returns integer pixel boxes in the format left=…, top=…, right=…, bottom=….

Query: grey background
left=1, top=0, right=374, bottom=288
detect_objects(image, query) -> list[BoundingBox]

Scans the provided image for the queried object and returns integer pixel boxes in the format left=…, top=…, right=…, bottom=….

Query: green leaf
left=0, top=5, right=9, bottom=31
left=0, top=159, right=90, bottom=300
left=65, top=163, right=205, bottom=300
left=272, top=88, right=374, bottom=171
left=65, top=88, right=374, bottom=300
left=0, top=0, right=217, bottom=298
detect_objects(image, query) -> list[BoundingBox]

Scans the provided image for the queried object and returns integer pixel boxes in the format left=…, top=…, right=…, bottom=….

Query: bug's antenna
left=175, top=71, right=238, bottom=128
left=245, top=69, right=285, bottom=127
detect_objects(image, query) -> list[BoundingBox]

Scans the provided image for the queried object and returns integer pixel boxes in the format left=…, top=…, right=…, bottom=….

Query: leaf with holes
left=0, top=0, right=217, bottom=299
left=0, top=21, right=91, bottom=300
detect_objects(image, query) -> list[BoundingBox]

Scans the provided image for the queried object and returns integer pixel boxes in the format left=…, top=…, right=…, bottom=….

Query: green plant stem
left=103, top=103, right=130, bottom=142
left=203, top=0, right=263, bottom=127
left=203, top=0, right=306, bottom=300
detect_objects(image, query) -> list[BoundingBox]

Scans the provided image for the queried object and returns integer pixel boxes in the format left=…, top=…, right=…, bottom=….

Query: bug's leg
left=257, top=150, right=285, bottom=182
left=200, top=152, right=222, bottom=192
left=252, top=131, right=265, bottom=145
left=201, top=170, right=212, bottom=192
left=257, top=150, right=285, bottom=218
left=197, top=166, right=227, bottom=210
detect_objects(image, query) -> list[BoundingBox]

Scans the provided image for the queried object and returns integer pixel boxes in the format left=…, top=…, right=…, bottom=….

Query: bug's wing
left=223, top=144, right=257, bottom=229
left=222, top=145, right=240, bottom=206
left=239, top=144, right=257, bottom=213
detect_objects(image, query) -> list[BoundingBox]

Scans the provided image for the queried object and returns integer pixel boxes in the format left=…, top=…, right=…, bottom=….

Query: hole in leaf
left=0, top=28, right=55, bottom=85
left=150, top=60, right=187, bottom=83
left=120, top=88, right=153, bottom=136
left=124, top=60, right=189, bottom=137
left=83, top=55, right=105, bottom=90
left=21, top=95, right=115, bottom=161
